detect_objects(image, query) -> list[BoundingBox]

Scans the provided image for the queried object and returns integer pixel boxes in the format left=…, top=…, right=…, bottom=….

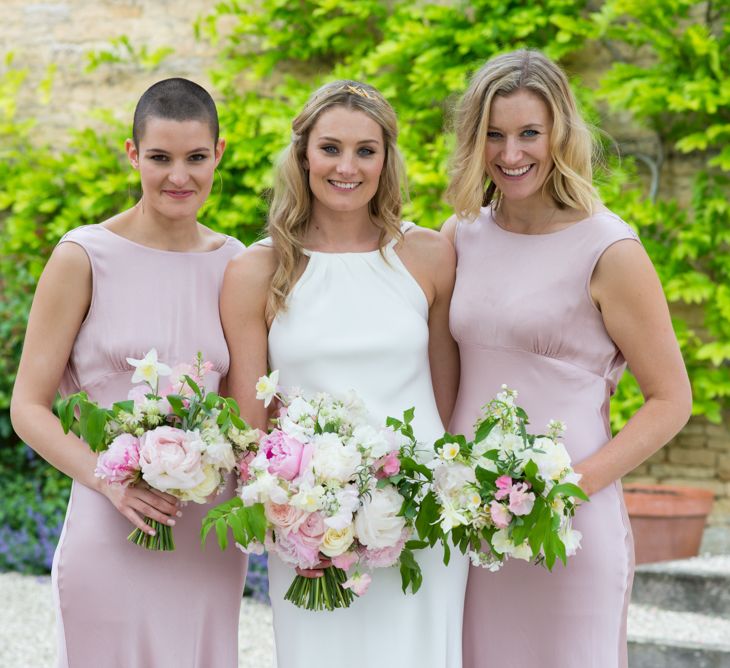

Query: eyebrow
left=316, top=135, right=382, bottom=145
left=487, top=124, right=546, bottom=130
left=144, top=147, right=212, bottom=154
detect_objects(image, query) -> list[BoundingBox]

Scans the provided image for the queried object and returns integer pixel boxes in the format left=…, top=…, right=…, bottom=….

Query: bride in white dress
left=222, top=80, right=469, bottom=668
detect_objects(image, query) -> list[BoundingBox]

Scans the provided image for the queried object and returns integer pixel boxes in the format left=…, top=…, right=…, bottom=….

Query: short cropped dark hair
left=132, top=77, right=219, bottom=147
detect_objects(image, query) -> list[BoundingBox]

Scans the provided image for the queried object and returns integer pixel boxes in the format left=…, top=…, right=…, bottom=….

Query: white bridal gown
left=266, top=223, right=469, bottom=668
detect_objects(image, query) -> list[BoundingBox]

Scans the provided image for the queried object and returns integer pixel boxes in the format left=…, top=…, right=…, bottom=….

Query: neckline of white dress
left=301, top=222, right=414, bottom=257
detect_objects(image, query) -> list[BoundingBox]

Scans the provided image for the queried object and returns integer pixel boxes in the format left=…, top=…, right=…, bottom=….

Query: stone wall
left=5, top=1, right=729, bottom=525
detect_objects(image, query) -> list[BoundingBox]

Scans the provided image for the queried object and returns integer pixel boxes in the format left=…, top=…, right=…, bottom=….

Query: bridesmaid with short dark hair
left=11, top=78, right=247, bottom=668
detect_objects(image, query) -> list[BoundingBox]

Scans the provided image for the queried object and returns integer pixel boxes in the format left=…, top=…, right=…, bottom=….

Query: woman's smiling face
left=305, top=106, right=385, bottom=221
left=484, top=89, right=554, bottom=205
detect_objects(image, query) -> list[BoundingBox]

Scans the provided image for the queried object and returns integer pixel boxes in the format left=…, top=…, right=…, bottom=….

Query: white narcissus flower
left=289, top=484, right=325, bottom=512
left=126, top=348, right=172, bottom=387
left=438, top=497, right=469, bottom=532
left=255, top=370, right=279, bottom=407
left=440, top=442, right=460, bottom=461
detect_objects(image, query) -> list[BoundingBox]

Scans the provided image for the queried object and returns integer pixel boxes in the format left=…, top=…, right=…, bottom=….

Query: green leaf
left=546, top=482, right=589, bottom=503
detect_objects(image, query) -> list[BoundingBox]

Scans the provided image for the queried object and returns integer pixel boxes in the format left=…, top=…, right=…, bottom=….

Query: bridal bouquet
left=203, top=372, right=425, bottom=611
left=411, top=386, right=588, bottom=571
left=57, top=349, right=259, bottom=550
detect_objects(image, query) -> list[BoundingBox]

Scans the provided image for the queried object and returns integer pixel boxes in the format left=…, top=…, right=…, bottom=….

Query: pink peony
left=508, top=482, right=536, bottom=516
left=138, top=426, right=205, bottom=492
left=95, top=433, right=140, bottom=485
left=495, top=475, right=513, bottom=501
left=264, top=502, right=308, bottom=535
left=375, top=451, right=401, bottom=479
left=361, top=529, right=408, bottom=568
left=343, top=572, right=372, bottom=597
left=332, top=551, right=359, bottom=571
left=489, top=500, right=512, bottom=529
left=274, top=528, right=321, bottom=569
left=261, top=429, right=309, bottom=481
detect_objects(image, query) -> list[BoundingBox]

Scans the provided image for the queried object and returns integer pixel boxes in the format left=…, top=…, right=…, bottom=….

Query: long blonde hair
left=267, top=80, right=406, bottom=316
left=446, top=49, right=601, bottom=221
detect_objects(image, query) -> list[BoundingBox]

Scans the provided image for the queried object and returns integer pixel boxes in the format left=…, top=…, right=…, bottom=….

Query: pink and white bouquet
left=58, top=349, right=259, bottom=550
left=203, top=372, right=425, bottom=611
left=411, top=386, right=588, bottom=571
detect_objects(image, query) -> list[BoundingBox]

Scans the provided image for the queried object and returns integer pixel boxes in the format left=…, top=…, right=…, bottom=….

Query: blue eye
left=522, top=129, right=539, bottom=137
left=486, top=131, right=502, bottom=139
left=358, top=147, right=375, bottom=157
left=322, top=145, right=338, bottom=154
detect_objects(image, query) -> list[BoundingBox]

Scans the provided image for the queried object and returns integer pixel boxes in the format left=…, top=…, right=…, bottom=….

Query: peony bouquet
left=410, top=386, right=588, bottom=571
left=203, top=372, right=426, bottom=611
left=57, top=349, right=259, bottom=550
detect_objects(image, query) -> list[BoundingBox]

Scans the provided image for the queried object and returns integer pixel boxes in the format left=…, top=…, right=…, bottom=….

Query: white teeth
left=500, top=165, right=531, bottom=176
left=331, top=181, right=359, bottom=189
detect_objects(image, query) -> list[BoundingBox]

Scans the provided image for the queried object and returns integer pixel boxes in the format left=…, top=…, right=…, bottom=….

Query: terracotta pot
left=623, top=483, right=715, bottom=564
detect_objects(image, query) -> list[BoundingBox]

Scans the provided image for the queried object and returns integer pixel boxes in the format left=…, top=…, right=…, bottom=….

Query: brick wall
left=5, top=1, right=729, bottom=525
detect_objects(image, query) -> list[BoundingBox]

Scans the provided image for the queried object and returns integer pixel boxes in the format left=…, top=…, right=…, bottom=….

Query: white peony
left=286, top=396, right=316, bottom=422
left=433, top=461, right=476, bottom=495
left=311, top=433, right=362, bottom=482
left=354, top=486, right=406, bottom=549
left=529, top=438, right=572, bottom=480
left=202, top=435, right=236, bottom=472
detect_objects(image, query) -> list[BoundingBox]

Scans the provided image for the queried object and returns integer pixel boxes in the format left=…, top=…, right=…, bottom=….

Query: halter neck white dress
left=265, top=222, right=469, bottom=668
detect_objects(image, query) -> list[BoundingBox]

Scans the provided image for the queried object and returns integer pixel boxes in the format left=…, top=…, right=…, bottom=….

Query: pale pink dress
left=53, top=224, right=247, bottom=668
left=450, top=207, right=637, bottom=668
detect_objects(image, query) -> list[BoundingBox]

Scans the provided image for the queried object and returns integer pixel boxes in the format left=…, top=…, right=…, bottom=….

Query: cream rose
left=320, top=525, right=355, bottom=557
left=181, top=465, right=220, bottom=503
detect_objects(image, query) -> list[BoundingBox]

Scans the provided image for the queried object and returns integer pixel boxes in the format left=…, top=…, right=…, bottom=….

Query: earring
left=215, top=168, right=224, bottom=196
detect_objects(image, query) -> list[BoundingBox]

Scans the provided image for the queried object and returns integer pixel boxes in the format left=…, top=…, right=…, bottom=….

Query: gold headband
left=339, top=84, right=373, bottom=99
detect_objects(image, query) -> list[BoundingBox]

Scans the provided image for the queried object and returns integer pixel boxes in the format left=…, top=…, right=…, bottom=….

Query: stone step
left=632, top=556, right=730, bottom=618
left=628, top=604, right=730, bottom=668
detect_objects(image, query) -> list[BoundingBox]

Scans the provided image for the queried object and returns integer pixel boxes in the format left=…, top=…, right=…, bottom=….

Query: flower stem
left=127, top=518, right=175, bottom=551
left=284, top=566, right=354, bottom=611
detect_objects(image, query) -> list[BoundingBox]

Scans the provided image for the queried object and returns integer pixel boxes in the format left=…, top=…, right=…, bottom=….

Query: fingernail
left=167, top=519, right=176, bottom=526
left=148, top=529, right=156, bottom=536
left=176, top=511, right=183, bottom=518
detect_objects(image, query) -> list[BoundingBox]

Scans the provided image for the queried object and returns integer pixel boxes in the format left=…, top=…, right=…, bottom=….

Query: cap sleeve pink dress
left=52, top=224, right=247, bottom=668
left=450, top=207, right=638, bottom=668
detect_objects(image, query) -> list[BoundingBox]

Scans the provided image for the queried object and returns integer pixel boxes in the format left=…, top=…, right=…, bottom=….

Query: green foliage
left=595, top=0, right=730, bottom=424
left=1, top=0, right=728, bottom=573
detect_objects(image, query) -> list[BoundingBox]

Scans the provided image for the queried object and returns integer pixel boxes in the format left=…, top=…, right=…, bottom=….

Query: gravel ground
left=628, top=604, right=730, bottom=649
left=0, top=573, right=274, bottom=668
left=637, top=554, right=730, bottom=577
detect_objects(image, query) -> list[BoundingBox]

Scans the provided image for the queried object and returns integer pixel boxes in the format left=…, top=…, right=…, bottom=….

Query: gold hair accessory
left=339, top=84, right=373, bottom=99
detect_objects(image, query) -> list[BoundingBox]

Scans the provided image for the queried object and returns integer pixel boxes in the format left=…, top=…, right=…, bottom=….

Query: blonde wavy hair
left=267, top=80, right=406, bottom=316
left=446, top=49, right=601, bottom=221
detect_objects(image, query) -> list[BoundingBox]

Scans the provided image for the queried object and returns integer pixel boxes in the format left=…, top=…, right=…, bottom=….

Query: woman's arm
left=220, top=245, right=276, bottom=432
left=11, top=242, right=179, bottom=535
left=575, top=239, right=692, bottom=496
left=398, top=227, right=460, bottom=427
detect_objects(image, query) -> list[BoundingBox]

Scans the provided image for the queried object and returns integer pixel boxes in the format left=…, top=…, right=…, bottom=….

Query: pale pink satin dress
left=53, top=224, right=247, bottom=668
left=450, top=207, right=637, bottom=668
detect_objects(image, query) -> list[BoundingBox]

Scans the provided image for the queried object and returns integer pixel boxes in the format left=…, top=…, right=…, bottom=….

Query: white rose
left=311, top=433, right=362, bottom=482
left=320, top=526, right=355, bottom=557
left=354, top=486, right=406, bottom=549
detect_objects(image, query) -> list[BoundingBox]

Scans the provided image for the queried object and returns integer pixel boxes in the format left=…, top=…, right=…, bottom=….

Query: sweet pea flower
left=489, top=500, right=512, bottom=529
left=494, top=475, right=513, bottom=501
left=342, top=572, right=372, bottom=597
left=508, top=482, right=536, bottom=516
left=374, top=451, right=401, bottom=479
left=440, top=442, right=460, bottom=461
left=332, top=551, right=359, bottom=571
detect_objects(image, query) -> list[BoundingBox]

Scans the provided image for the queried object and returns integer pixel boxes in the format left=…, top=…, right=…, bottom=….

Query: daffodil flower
left=126, top=348, right=172, bottom=393
left=255, top=370, right=280, bottom=407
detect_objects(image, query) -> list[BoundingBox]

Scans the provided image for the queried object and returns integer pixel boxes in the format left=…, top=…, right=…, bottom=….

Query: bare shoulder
left=225, top=243, right=277, bottom=289
left=591, top=237, right=657, bottom=306
left=400, top=224, right=455, bottom=268
left=47, top=240, right=92, bottom=284
left=439, top=214, right=459, bottom=244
